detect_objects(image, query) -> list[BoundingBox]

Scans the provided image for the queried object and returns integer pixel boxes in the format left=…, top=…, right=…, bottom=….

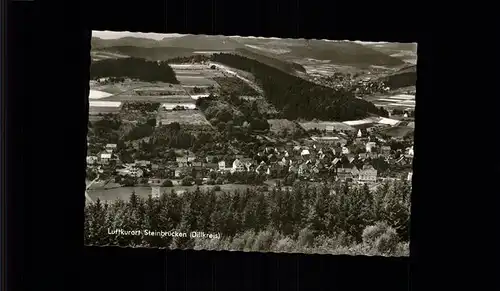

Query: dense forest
left=381, top=71, right=417, bottom=90
left=90, top=58, right=179, bottom=83
left=235, top=48, right=307, bottom=74
left=210, top=53, right=385, bottom=121
left=84, top=180, right=410, bottom=256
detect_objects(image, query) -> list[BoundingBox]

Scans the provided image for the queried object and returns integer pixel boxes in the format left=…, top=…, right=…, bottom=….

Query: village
left=87, top=115, right=414, bottom=198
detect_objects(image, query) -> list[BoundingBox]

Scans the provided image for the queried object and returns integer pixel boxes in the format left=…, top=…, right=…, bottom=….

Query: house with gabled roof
left=218, top=160, right=227, bottom=171
left=231, top=159, right=245, bottom=173
left=359, top=165, right=377, bottom=183
left=100, top=153, right=112, bottom=165
left=176, top=156, right=189, bottom=168
left=298, top=162, right=310, bottom=177
left=336, top=167, right=353, bottom=181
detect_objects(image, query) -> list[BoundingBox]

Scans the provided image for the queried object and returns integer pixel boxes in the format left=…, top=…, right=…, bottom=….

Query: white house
left=359, top=165, right=378, bottom=183
left=135, top=160, right=151, bottom=167
left=407, top=171, right=413, bottom=181
left=301, top=149, right=310, bottom=156
left=105, top=143, right=117, bottom=153
left=407, top=146, right=414, bottom=156
left=357, top=129, right=362, bottom=138
left=365, top=142, right=377, bottom=153
left=231, top=159, right=245, bottom=173
left=86, top=156, right=98, bottom=165
left=129, top=167, right=144, bottom=178
left=341, top=147, right=350, bottom=155
left=100, top=153, right=112, bottom=165
left=218, top=161, right=226, bottom=171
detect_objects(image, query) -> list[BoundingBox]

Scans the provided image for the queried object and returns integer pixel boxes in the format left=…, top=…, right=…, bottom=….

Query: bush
left=297, top=228, right=314, bottom=248
left=213, top=185, right=221, bottom=191
left=195, top=178, right=203, bottom=185
left=206, top=179, right=216, bottom=185
left=274, top=237, right=295, bottom=253
left=181, top=176, right=194, bottom=186
left=375, top=228, right=399, bottom=254
left=251, top=230, right=274, bottom=252
left=362, top=222, right=400, bottom=255
left=162, top=179, right=173, bottom=187
left=362, top=221, right=390, bottom=245
left=215, top=178, right=224, bottom=185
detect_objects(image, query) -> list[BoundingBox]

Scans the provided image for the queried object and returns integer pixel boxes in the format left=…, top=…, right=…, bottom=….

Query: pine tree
left=280, top=188, right=295, bottom=236
left=384, top=181, right=410, bottom=241
left=254, top=191, right=270, bottom=232
left=268, top=188, right=283, bottom=231
left=291, top=185, right=306, bottom=233
left=143, top=195, right=161, bottom=247
left=87, top=198, right=108, bottom=245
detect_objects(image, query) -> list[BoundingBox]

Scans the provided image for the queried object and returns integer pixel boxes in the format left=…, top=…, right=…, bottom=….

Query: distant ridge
left=91, top=37, right=161, bottom=48
left=158, top=34, right=245, bottom=50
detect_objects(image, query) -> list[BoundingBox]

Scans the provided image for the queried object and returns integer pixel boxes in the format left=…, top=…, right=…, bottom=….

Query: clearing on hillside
left=158, top=109, right=210, bottom=126
left=268, top=119, right=306, bottom=136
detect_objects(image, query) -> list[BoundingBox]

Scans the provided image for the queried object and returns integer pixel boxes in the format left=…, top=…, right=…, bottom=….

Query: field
left=267, top=119, right=305, bottom=136
left=365, top=93, right=416, bottom=111
left=158, top=109, right=210, bottom=126
left=87, top=184, right=255, bottom=201
left=91, top=51, right=129, bottom=61
left=176, top=75, right=218, bottom=86
left=89, top=101, right=123, bottom=114
left=299, top=121, right=356, bottom=132
left=380, top=126, right=414, bottom=138
left=89, top=89, right=113, bottom=99
left=171, top=64, right=224, bottom=87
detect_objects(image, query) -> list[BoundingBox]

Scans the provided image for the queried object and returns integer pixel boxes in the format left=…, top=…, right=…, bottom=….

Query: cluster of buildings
left=87, top=123, right=414, bottom=186
left=86, top=143, right=118, bottom=166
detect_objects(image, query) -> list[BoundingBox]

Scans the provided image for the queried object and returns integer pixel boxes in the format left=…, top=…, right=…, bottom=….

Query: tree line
left=210, top=53, right=386, bottom=121
left=85, top=180, right=410, bottom=256
left=91, top=57, right=179, bottom=83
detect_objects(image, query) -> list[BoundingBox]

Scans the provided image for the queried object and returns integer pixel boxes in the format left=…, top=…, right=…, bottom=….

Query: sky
left=92, top=30, right=414, bottom=45
left=92, top=30, right=183, bottom=40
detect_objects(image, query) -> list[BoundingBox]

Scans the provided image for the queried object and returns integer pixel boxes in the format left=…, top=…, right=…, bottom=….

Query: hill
left=364, top=42, right=417, bottom=54
left=159, top=34, right=245, bottom=51
left=235, top=47, right=306, bottom=74
left=211, top=53, right=385, bottom=121
left=90, top=58, right=179, bottom=83
left=282, top=41, right=407, bottom=67
left=91, top=37, right=162, bottom=49
left=94, top=46, right=195, bottom=61
left=380, top=65, right=417, bottom=90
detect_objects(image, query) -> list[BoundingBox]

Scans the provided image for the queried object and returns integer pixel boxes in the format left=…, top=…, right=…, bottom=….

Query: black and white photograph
left=85, top=30, right=416, bottom=256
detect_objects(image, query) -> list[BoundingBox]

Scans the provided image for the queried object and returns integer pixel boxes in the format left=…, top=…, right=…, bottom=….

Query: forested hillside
left=380, top=65, right=417, bottom=89
left=211, top=53, right=385, bottom=121
left=84, top=180, right=410, bottom=256
left=90, top=58, right=179, bottom=83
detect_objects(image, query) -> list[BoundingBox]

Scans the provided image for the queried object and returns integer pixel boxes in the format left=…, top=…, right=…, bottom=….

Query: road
left=207, top=62, right=263, bottom=95
left=85, top=174, right=100, bottom=204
